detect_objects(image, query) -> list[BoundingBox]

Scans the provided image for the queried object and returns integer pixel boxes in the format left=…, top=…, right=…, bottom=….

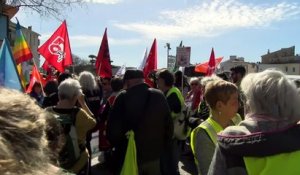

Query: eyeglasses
left=190, top=83, right=199, bottom=86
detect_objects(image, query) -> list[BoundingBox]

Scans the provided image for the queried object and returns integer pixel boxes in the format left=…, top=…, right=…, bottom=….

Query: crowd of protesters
left=1, top=66, right=300, bottom=175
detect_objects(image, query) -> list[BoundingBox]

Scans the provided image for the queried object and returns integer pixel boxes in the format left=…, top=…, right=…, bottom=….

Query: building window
left=286, top=67, right=288, bottom=72
left=293, top=67, right=295, bottom=72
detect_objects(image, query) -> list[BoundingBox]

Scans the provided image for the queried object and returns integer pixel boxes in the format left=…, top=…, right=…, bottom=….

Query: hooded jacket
left=208, top=119, right=300, bottom=175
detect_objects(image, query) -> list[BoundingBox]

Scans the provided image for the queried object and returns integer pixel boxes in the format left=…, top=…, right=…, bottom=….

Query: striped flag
left=13, top=20, right=33, bottom=64
left=12, top=20, right=33, bottom=88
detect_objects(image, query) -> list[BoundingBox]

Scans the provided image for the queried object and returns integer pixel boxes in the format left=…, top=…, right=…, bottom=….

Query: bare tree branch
left=5, top=0, right=84, bottom=19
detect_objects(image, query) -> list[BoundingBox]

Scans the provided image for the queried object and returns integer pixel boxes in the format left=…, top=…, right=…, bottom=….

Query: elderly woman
left=78, top=71, right=102, bottom=170
left=0, top=88, right=63, bottom=175
left=46, top=78, right=96, bottom=175
left=185, top=77, right=202, bottom=112
left=191, top=79, right=241, bottom=175
left=208, top=69, right=300, bottom=175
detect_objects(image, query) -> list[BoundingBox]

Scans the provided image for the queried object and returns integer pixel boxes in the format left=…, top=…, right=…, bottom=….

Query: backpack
left=173, top=104, right=191, bottom=140
left=50, top=107, right=82, bottom=169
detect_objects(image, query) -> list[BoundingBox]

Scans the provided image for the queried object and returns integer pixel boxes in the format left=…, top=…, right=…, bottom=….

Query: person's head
left=217, top=72, right=229, bottom=81
left=157, top=69, right=174, bottom=92
left=78, top=71, right=98, bottom=92
left=32, top=82, right=42, bottom=94
left=174, top=70, right=188, bottom=87
left=101, top=77, right=112, bottom=92
left=230, top=66, right=246, bottom=84
left=57, top=72, right=72, bottom=85
left=44, top=80, right=58, bottom=96
left=58, top=78, right=82, bottom=105
left=200, top=75, right=222, bottom=92
left=189, top=77, right=200, bottom=91
left=111, top=77, right=124, bottom=92
left=241, top=69, right=300, bottom=125
left=123, top=70, right=144, bottom=89
left=205, top=80, right=239, bottom=119
left=0, top=88, right=61, bottom=174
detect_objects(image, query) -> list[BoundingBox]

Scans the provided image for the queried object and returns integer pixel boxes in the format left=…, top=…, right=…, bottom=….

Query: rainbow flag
left=13, top=21, right=33, bottom=64
left=12, top=20, right=33, bottom=88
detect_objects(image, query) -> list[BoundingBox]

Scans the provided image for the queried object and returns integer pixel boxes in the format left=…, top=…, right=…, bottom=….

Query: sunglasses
left=190, top=83, right=199, bottom=86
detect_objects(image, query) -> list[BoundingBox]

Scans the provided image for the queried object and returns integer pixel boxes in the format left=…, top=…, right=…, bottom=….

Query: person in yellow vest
left=157, top=69, right=185, bottom=175
left=191, top=79, right=240, bottom=175
left=208, top=69, right=300, bottom=175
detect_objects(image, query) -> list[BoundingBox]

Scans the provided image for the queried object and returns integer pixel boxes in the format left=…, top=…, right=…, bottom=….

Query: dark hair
left=174, top=70, right=189, bottom=88
left=57, top=72, right=72, bottom=85
left=230, top=66, right=246, bottom=77
left=111, top=77, right=123, bottom=92
left=157, top=69, right=174, bottom=87
left=44, top=80, right=58, bottom=96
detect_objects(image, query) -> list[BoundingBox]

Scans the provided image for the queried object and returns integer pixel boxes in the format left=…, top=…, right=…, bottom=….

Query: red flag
left=143, top=39, right=157, bottom=87
left=206, top=48, right=216, bottom=76
left=26, top=66, right=45, bottom=93
left=194, top=48, right=223, bottom=76
left=95, top=28, right=112, bottom=78
left=38, top=20, right=72, bottom=72
left=195, top=57, right=223, bottom=74
left=42, top=60, right=50, bottom=71
left=42, top=60, right=56, bottom=82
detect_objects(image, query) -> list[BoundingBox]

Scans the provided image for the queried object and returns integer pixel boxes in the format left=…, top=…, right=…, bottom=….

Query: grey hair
left=78, top=71, right=98, bottom=92
left=58, top=78, right=82, bottom=100
left=0, top=88, right=64, bottom=175
left=200, top=75, right=222, bottom=87
left=241, top=69, right=300, bottom=124
left=189, top=77, right=200, bottom=85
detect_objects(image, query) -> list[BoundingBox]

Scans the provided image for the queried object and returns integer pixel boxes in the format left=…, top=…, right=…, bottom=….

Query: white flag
left=116, top=64, right=126, bottom=77
left=138, top=48, right=148, bottom=70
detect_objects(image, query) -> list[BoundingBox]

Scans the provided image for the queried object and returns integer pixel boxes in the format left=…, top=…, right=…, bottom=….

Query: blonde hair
left=200, top=75, right=222, bottom=87
left=204, top=80, right=238, bottom=109
left=241, top=69, right=300, bottom=124
left=0, top=88, right=62, bottom=175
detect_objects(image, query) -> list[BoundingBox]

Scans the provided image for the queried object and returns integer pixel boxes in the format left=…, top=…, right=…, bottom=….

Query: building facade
left=8, top=21, right=40, bottom=67
left=219, top=55, right=258, bottom=74
left=258, top=46, right=300, bottom=75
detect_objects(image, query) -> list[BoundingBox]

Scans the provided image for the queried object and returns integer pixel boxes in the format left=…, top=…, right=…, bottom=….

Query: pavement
left=90, top=133, right=198, bottom=175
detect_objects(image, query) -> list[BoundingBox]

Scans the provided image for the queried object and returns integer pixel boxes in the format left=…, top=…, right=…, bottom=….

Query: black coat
left=107, top=83, right=173, bottom=170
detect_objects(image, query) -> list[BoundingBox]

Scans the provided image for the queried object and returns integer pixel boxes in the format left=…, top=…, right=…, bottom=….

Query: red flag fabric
left=206, top=48, right=216, bottom=76
left=42, top=60, right=50, bottom=71
left=195, top=57, right=223, bottom=74
left=95, top=28, right=112, bottom=78
left=26, top=65, right=45, bottom=93
left=143, top=39, right=157, bottom=87
left=38, top=20, right=72, bottom=72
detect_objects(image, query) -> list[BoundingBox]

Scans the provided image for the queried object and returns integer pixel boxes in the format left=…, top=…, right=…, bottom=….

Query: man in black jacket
left=107, top=70, right=173, bottom=175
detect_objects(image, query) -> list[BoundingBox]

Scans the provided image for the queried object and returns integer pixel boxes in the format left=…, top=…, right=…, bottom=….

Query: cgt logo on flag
left=48, top=36, right=65, bottom=63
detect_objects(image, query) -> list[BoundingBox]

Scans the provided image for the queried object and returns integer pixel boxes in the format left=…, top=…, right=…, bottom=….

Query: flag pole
left=32, top=57, right=45, bottom=95
left=97, top=62, right=102, bottom=78
left=181, top=67, right=184, bottom=96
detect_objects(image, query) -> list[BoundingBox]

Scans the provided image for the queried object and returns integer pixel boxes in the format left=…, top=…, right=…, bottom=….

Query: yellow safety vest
left=244, top=150, right=300, bottom=175
left=190, top=114, right=242, bottom=161
left=166, top=87, right=184, bottom=119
